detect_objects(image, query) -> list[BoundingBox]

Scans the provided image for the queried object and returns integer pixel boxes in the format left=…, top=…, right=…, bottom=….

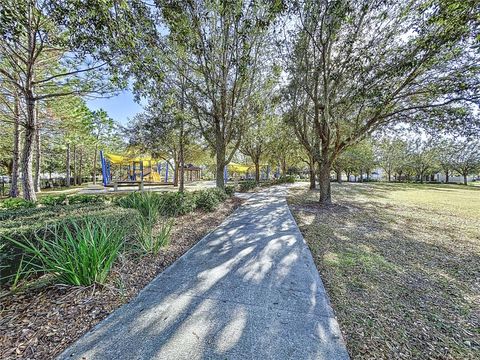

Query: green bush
left=212, top=188, right=229, bottom=201
left=239, top=180, right=257, bottom=192
left=39, top=194, right=67, bottom=206
left=160, top=191, right=196, bottom=216
left=0, top=205, right=137, bottom=285
left=1, top=198, right=36, bottom=210
left=4, top=217, right=126, bottom=286
left=277, top=175, right=296, bottom=184
left=195, top=189, right=221, bottom=212
left=225, top=185, right=235, bottom=197
left=67, top=194, right=105, bottom=205
left=137, top=219, right=173, bottom=255
left=116, top=192, right=163, bottom=218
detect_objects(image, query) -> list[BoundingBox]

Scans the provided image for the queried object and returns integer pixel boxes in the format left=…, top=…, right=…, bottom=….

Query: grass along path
left=288, top=182, right=479, bottom=359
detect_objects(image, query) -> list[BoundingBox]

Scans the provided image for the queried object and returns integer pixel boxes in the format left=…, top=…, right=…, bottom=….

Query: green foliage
left=160, top=191, right=196, bottom=216
left=277, top=175, right=295, bottom=184
left=5, top=217, right=126, bottom=286
left=195, top=189, right=221, bottom=212
left=1, top=198, right=36, bottom=210
left=137, top=219, right=173, bottom=255
left=225, top=185, right=235, bottom=197
left=39, top=194, right=67, bottom=206
left=116, top=192, right=170, bottom=254
left=67, top=194, right=105, bottom=205
left=239, top=180, right=257, bottom=192
left=0, top=204, right=137, bottom=285
left=116, top=192, right=163, bottom=218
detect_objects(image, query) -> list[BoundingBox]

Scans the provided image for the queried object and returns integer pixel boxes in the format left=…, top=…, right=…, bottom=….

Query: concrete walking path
left=58, top=185, right=349, bottom=360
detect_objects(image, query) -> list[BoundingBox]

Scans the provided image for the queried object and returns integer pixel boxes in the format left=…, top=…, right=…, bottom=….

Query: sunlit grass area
left=288, top=182, right=480, bottom=359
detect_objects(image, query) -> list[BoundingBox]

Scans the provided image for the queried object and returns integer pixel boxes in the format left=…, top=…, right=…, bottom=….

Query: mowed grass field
left=288, top=182, right=479, bottom=360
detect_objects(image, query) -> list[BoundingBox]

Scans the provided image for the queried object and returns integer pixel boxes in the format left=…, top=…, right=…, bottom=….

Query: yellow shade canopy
left=227, top=162, right=268, bottom=173
left=104, top=153, right=158, bottom=166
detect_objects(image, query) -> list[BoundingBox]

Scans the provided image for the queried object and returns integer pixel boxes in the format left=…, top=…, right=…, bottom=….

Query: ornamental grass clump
left=5, top=218, right=126, bottom=286
left=117, top=192, right=172, bottom=255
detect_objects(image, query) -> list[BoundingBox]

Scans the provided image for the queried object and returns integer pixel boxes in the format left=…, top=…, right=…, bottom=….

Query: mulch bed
left=0, top=197, right=243, bottom=360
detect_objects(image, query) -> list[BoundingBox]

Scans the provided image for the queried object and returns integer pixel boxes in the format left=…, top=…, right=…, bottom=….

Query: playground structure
left=224, top=162, right=275, bottom=182
left=100, top=151, right=175, bottom=187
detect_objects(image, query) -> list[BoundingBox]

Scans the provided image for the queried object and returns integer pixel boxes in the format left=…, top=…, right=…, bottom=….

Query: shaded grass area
left=288, top=182, right=479, bottom=359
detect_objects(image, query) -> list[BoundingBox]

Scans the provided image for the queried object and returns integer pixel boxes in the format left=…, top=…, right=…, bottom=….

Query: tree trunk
left=9, top=91, right=20, bottom=198
left=308, top=158, right=316, bottom=190
left=178, top=127, right=185, bottom=192
left=281, top=158, right=287, bottom=177
left=346, top=172, right=351, bottom=182
left=78, top=149, right=83, bottom=185
left=66, top=143, right=71, bottom=187
left=73, top=144, right=77, bottom=186
left=173, top=157, right=179, bottom=187
left=93, top=144, right=98, bottom=184
left=463, top=173, right=468, bottom=185
left=21, top=93, right=36, bottom=202
left=34, top=106, right=41, bottom=193
left=318, top=161, right=332, bottom=205
left=359, top=170, right=363, bottom=183
left=255, top=162, right=260, bottom=183
left=215, top=141, right=226, bottom=189
left=445, top=169, right=449, bottom=183
left=179, top=83, right=186, bottom=192
left=387, top=171, right=391, bottom=182
left=336, top=169, right=342, bottom=184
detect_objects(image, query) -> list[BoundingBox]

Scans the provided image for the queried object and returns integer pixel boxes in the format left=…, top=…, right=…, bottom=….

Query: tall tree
left=287, top=0, right=479, bottom=204
left=0, top=0, right=116, bottom=200
left=158, top=0, right=283, bottom=188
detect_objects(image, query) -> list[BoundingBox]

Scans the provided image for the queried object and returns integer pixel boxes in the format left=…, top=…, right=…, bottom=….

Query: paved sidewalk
left=58, top=185, right=349, bottom=360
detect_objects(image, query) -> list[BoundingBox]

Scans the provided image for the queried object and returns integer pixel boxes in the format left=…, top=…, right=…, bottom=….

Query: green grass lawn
left=288, top=182, right=479, bottom=359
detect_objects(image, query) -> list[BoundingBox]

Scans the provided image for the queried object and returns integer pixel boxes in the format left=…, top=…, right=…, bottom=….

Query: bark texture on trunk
left=34, top=108, right=41, bottom=193
left=66, top=143, right=71, bottom=187
left=463, top=174, right=467, bottom=185
left=318, top=162, right=332, bottom=205
left=73, top=144, right=77, bottom=186
left=215, top=143, right=226, bottom=189
left=445, top=170, right=449, bottom=183
left=308, top=158, right=316, bottom=190
left=255, top=163, right=260, bottom=183
left=22, top=94, right=36, bottom=201
left=10, top=92, right=20, bottom=198
left=336, top=169, right=342, bottom=183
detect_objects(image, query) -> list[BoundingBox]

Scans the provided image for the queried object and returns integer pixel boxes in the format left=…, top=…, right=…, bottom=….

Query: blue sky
left=86, top=90, right=144, bottom=125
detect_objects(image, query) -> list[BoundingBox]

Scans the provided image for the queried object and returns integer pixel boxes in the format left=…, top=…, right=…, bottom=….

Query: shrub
left=116, top=192, right=175, bottom=255
left=0, top=205, right=137, bottom=285
left=224, top=185, right=235, bottom=197
left=239, top=180, right=257, bottom=192
left=4, top=217, right=126, bottom=286
left=67, top=194, right=105, bottom=205
left=195, top=189, right=221, bottom=212
left=39, top=194, right=67, bottom=206
left=117, top=192, right=163, bottom=218
left=213, top=188, right=229, bottom=201
left=137, top=219, right=173, bottom=255
left=1, top=198, right=36, bottom=210
left=160, top=191, right=196, bottom=216
left=277, top=175, right=296, bottom=184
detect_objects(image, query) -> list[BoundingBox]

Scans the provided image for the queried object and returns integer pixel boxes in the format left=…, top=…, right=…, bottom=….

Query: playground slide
left=151, top=171, right=162, bottom=182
